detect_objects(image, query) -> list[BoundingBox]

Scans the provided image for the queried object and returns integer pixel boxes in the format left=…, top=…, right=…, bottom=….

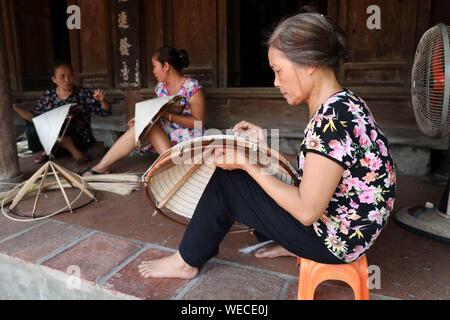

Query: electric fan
left=395, top=23, right=450, bottom=243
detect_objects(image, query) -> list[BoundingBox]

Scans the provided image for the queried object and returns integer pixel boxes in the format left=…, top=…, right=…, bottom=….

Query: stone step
left=0, top=216, right=393, bottom=300
left=0, top=217, right=296, bottom=300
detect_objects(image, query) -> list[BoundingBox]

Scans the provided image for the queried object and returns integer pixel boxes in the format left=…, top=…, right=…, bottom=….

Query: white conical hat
left=32, top=104, right=72, bottom=156
left=135, top=95, right=185, bottom=152
left=143, top=135, right=300, bottom=219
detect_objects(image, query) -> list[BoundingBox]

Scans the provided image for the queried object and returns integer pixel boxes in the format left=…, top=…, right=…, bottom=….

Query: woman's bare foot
left=255, top=244, right=297, bottom=259
left=138, top=252, right=199, bottom=279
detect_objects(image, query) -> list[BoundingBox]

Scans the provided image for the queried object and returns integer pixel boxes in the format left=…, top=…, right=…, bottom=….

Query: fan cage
left=412, top=24, right=450, bottom=137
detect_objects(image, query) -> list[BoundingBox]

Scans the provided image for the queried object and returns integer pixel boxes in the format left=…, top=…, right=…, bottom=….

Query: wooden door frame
left=0, top=0, right=20, bottom=91
left=327, top=0, right=432, bottom=91
left=67, top=0, right=113, bottom=88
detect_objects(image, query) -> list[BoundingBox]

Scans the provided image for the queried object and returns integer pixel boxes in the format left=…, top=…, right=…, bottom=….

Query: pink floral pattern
left=298, top=89, right=396, bottom=263
left=141, top=77, right=203, bottom=153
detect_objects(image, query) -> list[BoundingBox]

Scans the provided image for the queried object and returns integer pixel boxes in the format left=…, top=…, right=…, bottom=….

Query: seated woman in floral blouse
left=13, top=61, right=112, bottom=164
left=83, top=47, right=205, bottom=176
left=138, top=13, right=397, bottom=280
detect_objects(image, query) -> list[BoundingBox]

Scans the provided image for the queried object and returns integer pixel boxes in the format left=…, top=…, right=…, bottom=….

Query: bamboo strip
left=31, top=163, right=50, bottom=218
left=9, top=163, right=49, bottom=210
left=49, top=162, right=73, bottom=213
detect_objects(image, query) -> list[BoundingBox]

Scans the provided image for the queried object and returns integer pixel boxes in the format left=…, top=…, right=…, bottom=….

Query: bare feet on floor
left=254, top=244, right=297, bottom=259
left=138, top=252, right=199, bottom=280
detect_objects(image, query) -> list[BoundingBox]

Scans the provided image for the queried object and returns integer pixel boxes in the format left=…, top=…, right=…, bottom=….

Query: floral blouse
left=141, top=77, right=203, bottom=153
left=32, top=87, right=112, bottom=146
left=157, top=77, right=203, bottom=143
left=298, top=89, right=396, bottom=263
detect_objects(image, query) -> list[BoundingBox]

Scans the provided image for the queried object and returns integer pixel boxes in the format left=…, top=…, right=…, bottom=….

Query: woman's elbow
left=293, top=210, right=321, bottom=227
left=193, top=118, right=206, bottom=128
left=300, top=218, right=316, bottom=227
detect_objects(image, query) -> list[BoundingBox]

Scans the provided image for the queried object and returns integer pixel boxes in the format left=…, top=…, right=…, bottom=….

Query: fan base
left=395, top=205, right=450, bottom=244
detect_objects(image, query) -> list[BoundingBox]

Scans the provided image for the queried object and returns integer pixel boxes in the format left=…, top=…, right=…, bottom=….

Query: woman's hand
left=233, top=121, right=267, bottom=146
left=212, top=147, right=252, bottom=171
left=128, top=117, right=136, bottom=129
left=93, top=89, right=106, bottom=102
left=161, top=111, right=172, bottom=122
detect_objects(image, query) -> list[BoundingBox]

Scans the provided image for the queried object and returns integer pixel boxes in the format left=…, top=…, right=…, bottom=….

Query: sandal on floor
left=34, top=152, right=49, bottom=164
left=81, top=167, right=101, bottom=176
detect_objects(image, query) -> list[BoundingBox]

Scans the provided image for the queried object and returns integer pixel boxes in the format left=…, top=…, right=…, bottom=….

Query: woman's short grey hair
left=268, top=13, right=347, bottom=69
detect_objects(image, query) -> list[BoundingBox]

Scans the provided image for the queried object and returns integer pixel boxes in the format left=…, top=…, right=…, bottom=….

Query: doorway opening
left=228, top=0, right=328, bottom=87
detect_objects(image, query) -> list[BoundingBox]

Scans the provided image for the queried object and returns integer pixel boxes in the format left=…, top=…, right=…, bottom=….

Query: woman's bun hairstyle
left=178, top=49, right=190, bottom=69
left=268, top=13, right=347, bottom=69
left=154, top=46, right=190, bottom=72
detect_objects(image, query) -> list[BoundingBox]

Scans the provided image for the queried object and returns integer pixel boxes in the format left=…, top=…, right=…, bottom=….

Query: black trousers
left=25, top=122, right=44, bottom=152
left=179, top=168, right=345, bottom=268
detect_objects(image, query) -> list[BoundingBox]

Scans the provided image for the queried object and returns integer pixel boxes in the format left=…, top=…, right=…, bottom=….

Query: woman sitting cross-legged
left=13, top=61, right=112, bottom=165
left=83, top=47, right=205, bottom=176
left=138, top=13, right=397, bottom=280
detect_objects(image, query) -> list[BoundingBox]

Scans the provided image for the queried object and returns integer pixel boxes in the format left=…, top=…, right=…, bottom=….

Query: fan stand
left=395, top=190, right=450, bottom=244
left=1, top=117, right=96, bottom=221
left=396, top=23, right=450, bottom=244
left=395, top=151, right=450, bottom=244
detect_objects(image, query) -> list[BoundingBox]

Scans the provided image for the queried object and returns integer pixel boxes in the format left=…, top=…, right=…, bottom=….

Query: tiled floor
left=1, top=144, right=448, bottom=300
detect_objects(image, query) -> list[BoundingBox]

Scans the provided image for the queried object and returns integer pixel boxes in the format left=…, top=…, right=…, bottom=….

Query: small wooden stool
left=297, top=255, right=369, bottom=300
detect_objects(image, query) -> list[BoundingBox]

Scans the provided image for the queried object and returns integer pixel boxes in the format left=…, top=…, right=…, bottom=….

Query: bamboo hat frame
left=142, top=135, right=300, bottom=231
left=1, top=104, right=96, bottom=221
left=135, top=95, right=185, bottom=153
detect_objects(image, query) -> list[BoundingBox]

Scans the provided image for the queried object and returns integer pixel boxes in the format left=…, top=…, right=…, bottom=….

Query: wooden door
left=328, top=0, right=432, bottom=88
left=68, top=0, right=113, bottom=88
left=9, top=0, right=54, bottom=90
left=162, top=0, right=227, bottom=88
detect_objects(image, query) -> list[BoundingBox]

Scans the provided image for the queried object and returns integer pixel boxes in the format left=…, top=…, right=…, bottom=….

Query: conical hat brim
left=145, top=135, right=300, bottom=219
left=134, top=95, right=184, bottom=151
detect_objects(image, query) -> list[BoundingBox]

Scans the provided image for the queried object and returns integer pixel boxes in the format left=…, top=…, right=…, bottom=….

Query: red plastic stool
left=297, top=255, right=369, bottom=300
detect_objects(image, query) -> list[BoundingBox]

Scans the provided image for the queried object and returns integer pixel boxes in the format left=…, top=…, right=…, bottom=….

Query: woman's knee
left=209, top=169, right=253, bottom=198
left=215, top=169, right=252, bottom=185
left=211, top=168, right=236, bottom=183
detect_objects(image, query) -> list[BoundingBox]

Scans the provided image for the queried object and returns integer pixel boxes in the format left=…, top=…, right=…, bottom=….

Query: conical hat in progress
left=143, top=135, right=300, bottom=220
left=32, top=104, right=72, bottom=156
left=135, top=95, right=185, bottom=152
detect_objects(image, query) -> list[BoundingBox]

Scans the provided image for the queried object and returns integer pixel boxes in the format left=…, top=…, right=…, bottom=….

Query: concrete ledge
left=91, top=115, right=127, bottom=132
left=91, top=115, right=127, bottom=147
left=0, top=254, right=137, bottom=300
left=15, top=114, right=128, bottom=149
left=390, top=146, right=432, bottom=176
left=278, top=137, right=432, bottom=176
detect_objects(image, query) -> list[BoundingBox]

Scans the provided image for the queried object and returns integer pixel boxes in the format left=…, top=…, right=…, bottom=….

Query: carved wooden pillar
left=0, top=4, right=20, bottom=189
left=113, top=0, right=142, bottom=120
